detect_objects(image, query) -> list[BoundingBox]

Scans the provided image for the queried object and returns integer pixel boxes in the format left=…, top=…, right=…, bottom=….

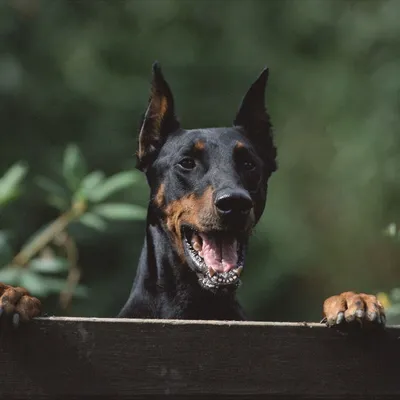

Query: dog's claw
left=0, top=283, right=41, bottom=327
left=355, top=309, right=364, bottom=319
left=323, top=291, right=386, bottom=331
left=12, top=313, right=20, bottom=328
left=336, top=311, right=344, bottom=325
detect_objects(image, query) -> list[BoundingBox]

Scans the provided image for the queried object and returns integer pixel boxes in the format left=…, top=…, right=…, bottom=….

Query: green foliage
left=1, top=0, right=400, bottom=319
left=92, top=203, right=146, bottom=221
left=383, top=223, right=400, bottom=242
left=63, top=144, right=88, bottom=192
left=29, top=257, right=69, bottom=274
left=0, top=162, right=28, bottom=207
left=78, top=213, right=107, bottom=232
left=0, top=232, right=12, bottom=267
left=88, top=171, right=141, bottom=203
left=0, top=144, right=145, bottom=307
left=386, top=289, right=400, bottom=319
left=35, top=176, right=70, bottom=211
left=0, top=162, right=28, bottom=270
left=379, top=223, right=400, bottom=323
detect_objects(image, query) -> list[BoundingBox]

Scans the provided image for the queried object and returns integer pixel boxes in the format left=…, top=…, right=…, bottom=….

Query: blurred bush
left=0, top=144, right=146, bottom=314
left=1, top=0, right=400, bottom=322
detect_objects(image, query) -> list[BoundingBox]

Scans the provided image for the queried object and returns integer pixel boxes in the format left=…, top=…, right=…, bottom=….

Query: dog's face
left=137, top=63, right=277, bottom=292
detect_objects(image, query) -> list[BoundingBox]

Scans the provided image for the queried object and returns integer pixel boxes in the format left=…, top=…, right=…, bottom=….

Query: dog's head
left=136, top=62, right=277, bottom=292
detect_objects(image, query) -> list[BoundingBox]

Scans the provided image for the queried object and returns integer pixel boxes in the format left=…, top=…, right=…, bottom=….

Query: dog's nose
left=215, top=190, right=253, bottom=217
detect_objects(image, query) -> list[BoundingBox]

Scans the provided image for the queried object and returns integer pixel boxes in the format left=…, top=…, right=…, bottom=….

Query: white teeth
left=193, top=242, right=202, bottom=252
left=191, top=233, right=203, bottom=252
left=187, top=231, right=245, bottom=290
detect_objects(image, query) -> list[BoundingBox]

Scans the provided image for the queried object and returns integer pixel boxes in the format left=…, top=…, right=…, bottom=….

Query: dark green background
left=1, top=0, right=400, bottom=322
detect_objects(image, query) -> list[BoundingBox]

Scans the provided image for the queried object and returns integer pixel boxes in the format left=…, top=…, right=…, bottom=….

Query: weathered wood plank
left=0, top=317, right=399, bottom=399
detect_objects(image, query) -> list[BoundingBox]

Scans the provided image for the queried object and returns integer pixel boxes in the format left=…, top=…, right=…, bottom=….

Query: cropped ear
left=136, top=62, right=180, bottom=172
left=233, top=67, right=277, bottom=172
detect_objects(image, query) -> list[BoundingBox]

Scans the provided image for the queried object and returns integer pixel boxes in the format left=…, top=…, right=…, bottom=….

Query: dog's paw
left=0, top=283, right=41, bottom=327
left=322, top=291, right=385, bottom=329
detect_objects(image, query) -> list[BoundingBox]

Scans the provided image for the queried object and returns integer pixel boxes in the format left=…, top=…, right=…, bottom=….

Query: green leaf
left=383, top=223, right=397, bottom=238
left=80, top=171, right=105, bottom=192
left=20, top=270, right=49, bottom=297
left=92, top=203, right=147, bottom=221
left=386, top=303, right=400, bottom=318
left=0, top=162, right=28, bottom=206
left=0, top=266, right=22, bottom=286
left=39, top=277, right=65, bottom=293
left=78, top=212, right=108, bottom=231
left=74, top=170, right=105, bottom=202
left=35, top=176, right=69, bottom=197
left=62, top=144, right=87, bottom=191
left=72, top=284, right=89, bottom=298
left=21, top=221, right=55, bottom=255
left=41, top=277, right=89, bottom=298
left=46, top=195, right=69, bottom=211
left=390, top=288, right=400, bottom=302
left=88, top=171, right=141, bottom=202
left=29, top=257, right=69, bottom=274
left=35, top=176, right=70, bottom=210
left=0, top=231, right=13, bottom=268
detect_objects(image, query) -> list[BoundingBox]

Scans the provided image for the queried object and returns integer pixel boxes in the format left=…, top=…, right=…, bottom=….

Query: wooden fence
left=0, top=317, right=399, bottom=399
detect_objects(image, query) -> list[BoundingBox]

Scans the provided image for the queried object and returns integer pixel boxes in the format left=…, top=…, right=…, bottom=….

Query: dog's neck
left=119, top=219, right=246, bottom=320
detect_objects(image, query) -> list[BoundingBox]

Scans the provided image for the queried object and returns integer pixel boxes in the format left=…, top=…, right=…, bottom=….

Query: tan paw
left=0, top=283, right=41, bottom=327
left=322, top=291, right=385, bottom=328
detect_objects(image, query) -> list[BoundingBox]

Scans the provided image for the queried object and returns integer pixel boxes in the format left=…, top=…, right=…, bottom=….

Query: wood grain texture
left=0, top=317, right=399, bottom=399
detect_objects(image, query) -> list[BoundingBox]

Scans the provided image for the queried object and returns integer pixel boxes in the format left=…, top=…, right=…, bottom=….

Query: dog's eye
left=178, top=157, right=196, bottom=170
left=243, top=160, right=256, bottom=171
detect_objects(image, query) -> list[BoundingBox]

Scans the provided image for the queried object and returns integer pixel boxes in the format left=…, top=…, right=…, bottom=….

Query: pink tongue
left=199, top=233, right=238, bottom=273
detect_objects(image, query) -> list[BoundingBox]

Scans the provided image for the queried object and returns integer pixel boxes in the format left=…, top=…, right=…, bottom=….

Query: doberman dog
left=0, top=63, right=386, bottom=328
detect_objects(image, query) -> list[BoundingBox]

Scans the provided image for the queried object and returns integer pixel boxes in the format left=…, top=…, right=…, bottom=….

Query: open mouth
left=182, top=226, right=246, bottom=291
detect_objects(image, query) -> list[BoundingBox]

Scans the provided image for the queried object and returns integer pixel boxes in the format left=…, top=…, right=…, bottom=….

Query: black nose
left=215, top=190, right=253, bottom=216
